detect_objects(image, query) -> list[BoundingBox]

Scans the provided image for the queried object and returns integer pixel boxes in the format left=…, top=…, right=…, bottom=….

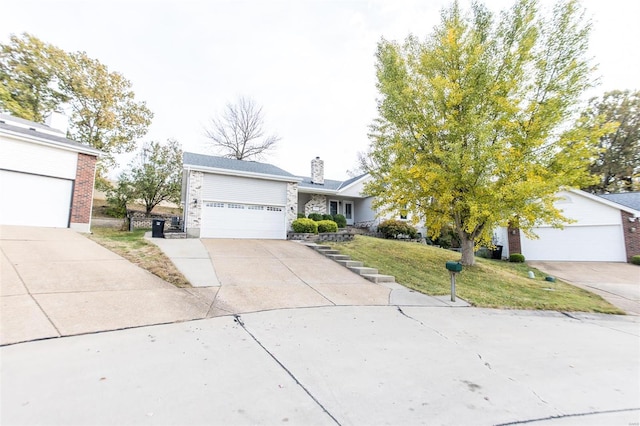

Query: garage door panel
left=201, top=202, right=285, bottom=239
left=521, top=226, right=626, bottom=262
left=0, top=170, right=72, bottom=228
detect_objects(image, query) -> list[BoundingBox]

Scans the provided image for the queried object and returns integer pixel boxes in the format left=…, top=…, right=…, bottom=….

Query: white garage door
left=520, top=225, right=626, bottom=262
left=0, top=170, right=73, bottom=228
left=201, top=202, right=286, bottom=239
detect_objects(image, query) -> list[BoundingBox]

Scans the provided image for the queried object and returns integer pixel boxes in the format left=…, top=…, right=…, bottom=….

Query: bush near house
left=292, top=218, right=318, bottom=233
left=509, top=253, right=526, bottom=263
left=378, top=219, right=418, bottom=239
left=308, top=213, right=323, bottom=221
left=317, top=220, right=338, bottom=233
left=333, top=214, right=347, bottom=228
left=322, top=214, right=333, bottom=221
left=631, top=255, right=640, bottom=265
left=297, top=212, right=306, bottom=219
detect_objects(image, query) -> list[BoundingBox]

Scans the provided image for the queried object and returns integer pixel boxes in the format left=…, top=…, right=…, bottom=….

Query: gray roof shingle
left=599, top=192, right=640, bottom=211
left=183, top=152, right=297, bottom=178
left=0, top=120, right=101, bottom=156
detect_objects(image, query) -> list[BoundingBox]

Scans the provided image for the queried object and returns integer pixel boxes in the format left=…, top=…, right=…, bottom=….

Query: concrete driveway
left=528, top=261, right=640, bottom=315
left=0, top=226, right=212, bottom=345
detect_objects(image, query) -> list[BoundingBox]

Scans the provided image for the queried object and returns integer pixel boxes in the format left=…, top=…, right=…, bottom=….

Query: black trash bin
left=152, top=219, right=165, bottom=238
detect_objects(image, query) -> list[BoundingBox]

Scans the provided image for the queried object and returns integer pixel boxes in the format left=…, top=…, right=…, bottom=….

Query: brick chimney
left=311, top=156, right=324, bottom=185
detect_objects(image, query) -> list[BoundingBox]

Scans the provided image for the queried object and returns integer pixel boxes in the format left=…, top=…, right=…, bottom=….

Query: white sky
left=2, top=0, right=638, bottom=180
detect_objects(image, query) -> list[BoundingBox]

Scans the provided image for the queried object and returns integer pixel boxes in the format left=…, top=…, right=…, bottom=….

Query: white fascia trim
left=567, top=188, right=640, bottom=216
left=185, top=165, right=302, bottom=183
left=0, top=128, right=102, bottom=157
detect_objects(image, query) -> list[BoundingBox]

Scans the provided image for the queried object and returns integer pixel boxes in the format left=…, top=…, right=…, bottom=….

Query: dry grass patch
left=88, top=228, right=191, bottom=288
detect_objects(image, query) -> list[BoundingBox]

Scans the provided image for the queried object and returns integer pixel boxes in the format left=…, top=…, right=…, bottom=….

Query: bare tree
left=205, top=96, right=280, bottom=160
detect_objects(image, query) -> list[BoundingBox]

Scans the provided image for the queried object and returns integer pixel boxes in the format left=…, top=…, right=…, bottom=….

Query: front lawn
left=88, top=228, right=191, bottom=288
left=327, top=236, right=622, bottom=314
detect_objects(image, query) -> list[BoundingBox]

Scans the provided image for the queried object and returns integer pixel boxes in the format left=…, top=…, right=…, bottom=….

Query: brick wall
left=621, top=210, right=640, bottom=262
left=507, top=225, right=522, bottom=255
left=70, top=153, right=97, bottom=225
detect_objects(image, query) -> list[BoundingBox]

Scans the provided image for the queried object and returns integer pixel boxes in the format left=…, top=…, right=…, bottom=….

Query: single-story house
left=181, top=153, right=401, bottom=239
left=0, top=113, right=101, bottom=232
left=502, top=189, right=640, bottom=262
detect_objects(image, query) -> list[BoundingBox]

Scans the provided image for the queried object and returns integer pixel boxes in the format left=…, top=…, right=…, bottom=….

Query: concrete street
left=2, top=306, right=638, bottom=425
left=1, top=226, right=639, bottom=425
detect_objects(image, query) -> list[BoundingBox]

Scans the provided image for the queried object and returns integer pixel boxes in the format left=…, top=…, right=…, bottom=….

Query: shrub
left=333, top=214, right=347, bottom=228
left=307, top=213, right=323, bottom=222
left=317, top=220, right=338, bottom=233
left=291, top=218, right=318, bottom=233
left=509, top=253, right=525, bottom=263
left=631, top=255, right=640, bottom=265
left=377, top=219, right=418, bottom=239
left=322, top=214, right=333, bottom=221
left=475, top=247, right=492, bottom=259
left=297, top=212, right=306, bottom=219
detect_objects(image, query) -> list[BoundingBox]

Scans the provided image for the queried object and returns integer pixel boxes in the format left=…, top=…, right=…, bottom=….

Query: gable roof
left=183, top=152, right=301, bottom=182
left=598, top=192, right=640, bottom=211
left=568, top=189, right=640, bottom=215
left=0, top=114, right=101, bottom=156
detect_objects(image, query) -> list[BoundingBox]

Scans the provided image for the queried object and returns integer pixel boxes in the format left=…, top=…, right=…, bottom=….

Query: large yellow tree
left=366, top=0, right=609, bottom=265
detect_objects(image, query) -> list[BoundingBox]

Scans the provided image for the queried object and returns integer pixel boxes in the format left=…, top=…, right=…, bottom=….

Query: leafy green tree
left=0, top=33, right=68, bottom=122
left=105, top=173, right=135, bottom=218
left=128, top=139, right=183, bottom=215
left=0, top=33, right=153, bottom=181
left=583, top=90, right=640, bottom=193
left=365, top=0, right=609, bottom=265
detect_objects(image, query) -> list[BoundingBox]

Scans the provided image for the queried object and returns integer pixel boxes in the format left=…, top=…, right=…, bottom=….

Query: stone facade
left=621, top=210, right=640, bottom=262
left=186, top=170, right=203, bottom=237
left=70, top=153, right=97, bottom=232
left=305, top=194, right=327, bottom=216
left=286, top=182, right=298, bottom=230
left=311, top=156, right=324, bottom=184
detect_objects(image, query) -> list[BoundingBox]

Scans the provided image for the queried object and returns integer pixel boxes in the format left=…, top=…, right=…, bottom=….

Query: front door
left=344, top=201, right=354, bottom=225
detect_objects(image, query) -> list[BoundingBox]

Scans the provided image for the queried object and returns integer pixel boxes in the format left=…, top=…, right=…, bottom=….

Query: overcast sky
left=2, top=0, right=638, bottom=180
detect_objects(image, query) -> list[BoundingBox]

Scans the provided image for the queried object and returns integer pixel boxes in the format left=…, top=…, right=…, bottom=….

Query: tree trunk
left=460, top=233, right=475, bottom=266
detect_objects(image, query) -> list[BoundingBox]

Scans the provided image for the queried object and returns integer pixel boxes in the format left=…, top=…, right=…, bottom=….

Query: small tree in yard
left=128, top=139, right=182, bottom=215
left=365, top=0, right=611, bottom=266
left=105, top=173, right=135, bottom=218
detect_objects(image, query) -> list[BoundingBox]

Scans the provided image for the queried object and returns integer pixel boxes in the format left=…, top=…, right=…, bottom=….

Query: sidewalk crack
left=234, top=314, right=341, bottom=426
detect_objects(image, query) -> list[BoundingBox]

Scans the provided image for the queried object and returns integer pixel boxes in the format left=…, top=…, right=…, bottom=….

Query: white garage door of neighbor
left=0, top=170, right=73, bottom=228
left=200, top=202, right=286, bottom=239
left=520, top=225, right=626, bottom=262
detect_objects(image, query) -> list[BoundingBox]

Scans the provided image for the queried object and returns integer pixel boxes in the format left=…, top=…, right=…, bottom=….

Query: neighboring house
left=0, top=113, right=101, bottom=232
left=181, top=153, right=413, bottom=239
left=503, top=189, right=640, bottom=262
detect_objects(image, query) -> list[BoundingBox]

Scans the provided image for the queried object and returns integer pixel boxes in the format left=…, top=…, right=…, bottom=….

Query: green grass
left=327, top=236, right=623, bottom=314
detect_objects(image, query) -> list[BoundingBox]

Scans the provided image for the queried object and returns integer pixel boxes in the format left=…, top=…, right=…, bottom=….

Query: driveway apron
left=528, top=261, right=640, bottom=315
left=199, top=239, right=392, bottom=314
left=0, top=225, right=210, bottom=345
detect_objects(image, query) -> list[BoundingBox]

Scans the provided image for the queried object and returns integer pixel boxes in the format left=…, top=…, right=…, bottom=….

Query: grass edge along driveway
left=327, top=236, right=623, bottom=314
left=88, top=228, right=191, bottom=288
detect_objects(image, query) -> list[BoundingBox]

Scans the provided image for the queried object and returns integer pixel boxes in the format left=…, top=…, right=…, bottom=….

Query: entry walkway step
left=304, top=241, right=398, bottom=285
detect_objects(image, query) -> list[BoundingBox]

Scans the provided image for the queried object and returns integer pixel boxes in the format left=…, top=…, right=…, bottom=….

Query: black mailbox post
left=445, top=261, right=463, bottom=302
left=152, top=219, right=165, bottom=238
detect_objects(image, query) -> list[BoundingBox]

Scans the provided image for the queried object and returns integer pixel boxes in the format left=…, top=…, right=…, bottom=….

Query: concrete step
left=348, top=266, right=379, bottom=275
left=326, top=254, right=351, bottom=261
left=313, top=245, right=332, bottom=251
left=336, top=260, right=364, bottom=268
left=362, top=274, right=396, bottom=283
left=317, top=249, right=340, bottom=255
